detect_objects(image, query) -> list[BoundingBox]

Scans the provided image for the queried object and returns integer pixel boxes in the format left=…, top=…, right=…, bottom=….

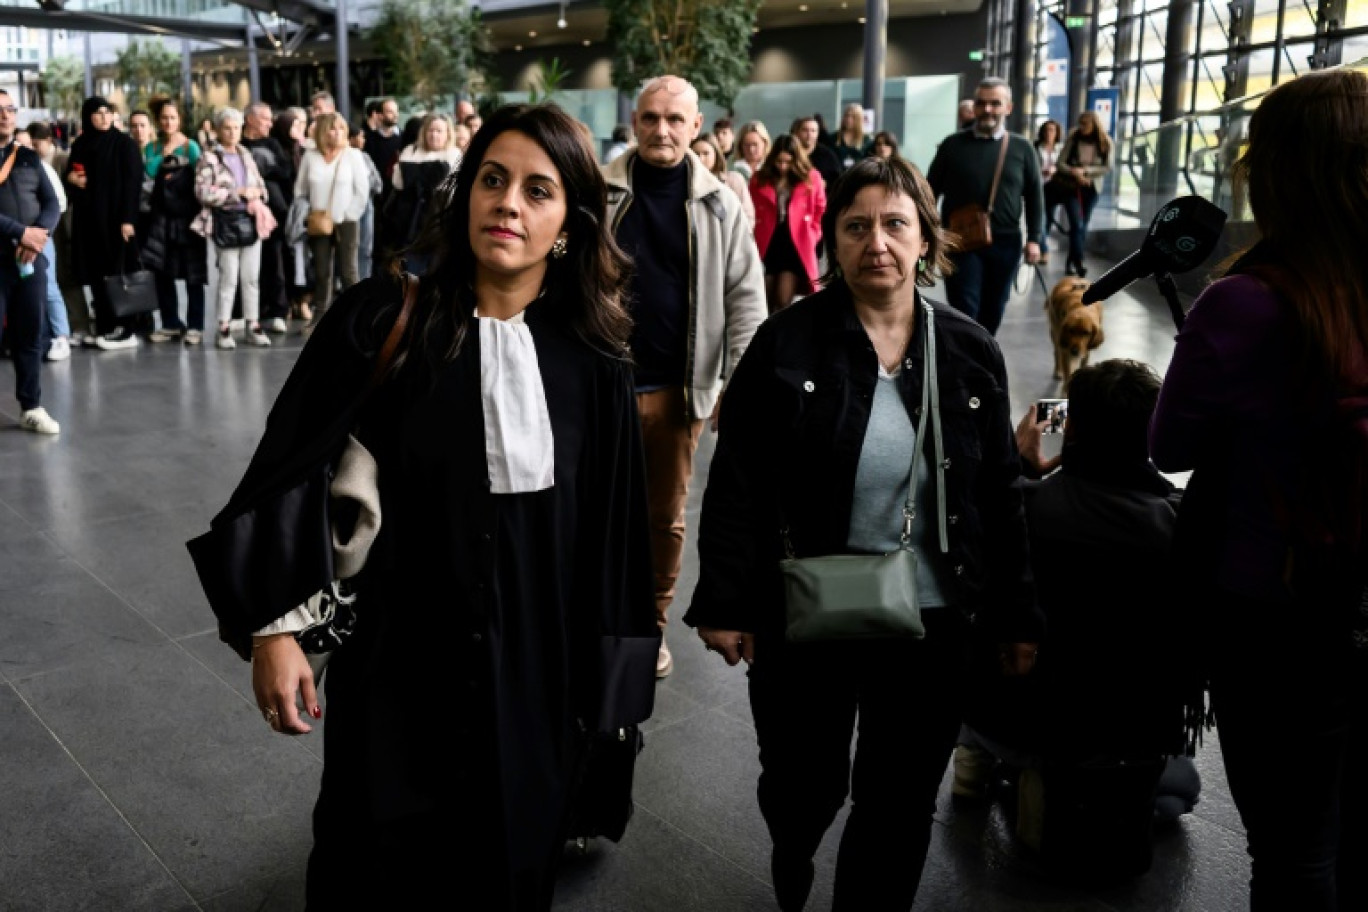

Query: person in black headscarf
left=65, top=96, right=145, bottom=349
left=270, top=111, right=310, bottom=320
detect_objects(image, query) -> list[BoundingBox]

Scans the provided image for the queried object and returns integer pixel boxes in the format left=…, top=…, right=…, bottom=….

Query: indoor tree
left=605, top=0, right=761, bottom=109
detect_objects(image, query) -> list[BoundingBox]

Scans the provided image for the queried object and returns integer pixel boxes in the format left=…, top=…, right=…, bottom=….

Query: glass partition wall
left=985, top=0, right=1368, bottom=227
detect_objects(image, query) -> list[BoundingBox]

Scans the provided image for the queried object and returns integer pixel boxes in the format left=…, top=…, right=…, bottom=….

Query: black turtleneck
left=616, top=156, right=690, bottom=390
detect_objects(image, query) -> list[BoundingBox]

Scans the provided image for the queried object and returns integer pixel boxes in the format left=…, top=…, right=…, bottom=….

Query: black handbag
left=103, top=243, right=159, bottom=318
left=212, top=206, right=258, bottom=248
left=567, top=724, right=644, bottom=843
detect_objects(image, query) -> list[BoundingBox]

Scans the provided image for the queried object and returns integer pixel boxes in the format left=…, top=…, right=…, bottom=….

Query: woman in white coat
left=295, top=111, right=369, bottom=329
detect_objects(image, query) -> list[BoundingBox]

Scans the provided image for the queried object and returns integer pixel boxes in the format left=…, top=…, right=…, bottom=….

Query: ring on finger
left=262, top=707, right=279, bottom=725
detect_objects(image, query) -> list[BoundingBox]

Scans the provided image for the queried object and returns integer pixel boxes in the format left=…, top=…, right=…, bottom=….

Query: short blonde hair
left=313, top=112, right=345, bottom=154
left=736, top=120, right=772, bottom=158
left=418, top=113, right=457, bottom=152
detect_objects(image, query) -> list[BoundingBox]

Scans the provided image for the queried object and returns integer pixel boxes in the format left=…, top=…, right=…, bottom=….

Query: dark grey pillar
left=83, top=33, right=93, bottom=97
left=335, top=0, right=351, bottom=121
left=1065, top=0, right=1093, bottom=126
left=1311, top=0, right=1348, bottom=68
left=1155, top=0, right=1194, bottom=199
left=1010, top=0, right=1033, bottom=131
left=246, top=24, right=261, bottom=102
left=862, top=0, right=888, bottom=131
left=181, top=39, right=192, bottom=108
left=617, top=91, right=633, bottom=126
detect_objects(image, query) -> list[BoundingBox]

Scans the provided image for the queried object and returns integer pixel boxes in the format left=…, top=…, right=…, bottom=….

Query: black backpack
left=154, top=156, right=201, bottom=220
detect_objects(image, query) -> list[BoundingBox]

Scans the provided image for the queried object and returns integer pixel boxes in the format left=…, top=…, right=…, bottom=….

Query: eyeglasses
left=0, top=106, right=17, bottom=115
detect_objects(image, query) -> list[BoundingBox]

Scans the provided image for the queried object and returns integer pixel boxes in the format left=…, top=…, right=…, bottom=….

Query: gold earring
left=551, top=237, right=568, bottom=259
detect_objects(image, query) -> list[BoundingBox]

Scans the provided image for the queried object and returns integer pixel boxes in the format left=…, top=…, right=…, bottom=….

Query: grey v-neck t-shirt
left=845, top=366, right=950, bottom=608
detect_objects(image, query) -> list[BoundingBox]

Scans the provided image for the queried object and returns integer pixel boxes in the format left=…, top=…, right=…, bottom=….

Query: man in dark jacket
left=242, top=102, right=293, bottom=332
left=0, top=90, right=62, bottom=434
left=961, top=358, right=1198, bottom=880
left=927, top=77, right=1044, bottom=336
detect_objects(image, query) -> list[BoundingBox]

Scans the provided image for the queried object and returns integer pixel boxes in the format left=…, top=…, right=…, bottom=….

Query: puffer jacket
left=603, top=150, right=766, bottom=420
left=191, top=144, right=267, bottom=238
left=684, top=281, right=1042, bottom=644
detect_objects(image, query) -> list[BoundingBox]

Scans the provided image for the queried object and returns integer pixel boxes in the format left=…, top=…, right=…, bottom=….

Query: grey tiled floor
left=0, top=254, right=1250, bottom=910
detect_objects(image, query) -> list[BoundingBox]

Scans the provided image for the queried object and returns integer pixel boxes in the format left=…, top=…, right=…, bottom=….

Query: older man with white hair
left=604, top=75, right=766, bottom=678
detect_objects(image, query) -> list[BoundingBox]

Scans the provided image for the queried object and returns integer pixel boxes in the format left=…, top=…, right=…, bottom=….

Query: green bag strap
left=901, top=299, right=948, bottom=555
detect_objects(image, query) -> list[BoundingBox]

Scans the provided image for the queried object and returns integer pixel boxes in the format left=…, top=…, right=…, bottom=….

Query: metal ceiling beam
left=227, top=0, right=336, bottom=30
left=0, top=7, right=249, bottom=40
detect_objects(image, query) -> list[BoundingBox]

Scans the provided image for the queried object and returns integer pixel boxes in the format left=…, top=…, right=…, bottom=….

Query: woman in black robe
left=198, top=104, right=659, bottom=910
left=64, top=96, right=144, bottom=344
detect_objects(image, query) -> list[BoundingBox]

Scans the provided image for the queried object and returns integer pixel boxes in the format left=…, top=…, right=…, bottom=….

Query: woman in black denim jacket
left=685, top=156, right=1041, bottom=912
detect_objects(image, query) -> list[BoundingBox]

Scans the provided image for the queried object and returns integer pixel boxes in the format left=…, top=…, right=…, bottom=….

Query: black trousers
left=257, top=232, right=289, bottom=321
left=749, top=610, right=969, bottom=912
left=0, top=255, right=46, bottom=411
left=1209, top=592, right=1368, bottom=912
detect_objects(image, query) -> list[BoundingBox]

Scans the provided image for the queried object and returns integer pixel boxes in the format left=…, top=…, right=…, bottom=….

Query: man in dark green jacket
left=927, top=77, right=1044, bottom=336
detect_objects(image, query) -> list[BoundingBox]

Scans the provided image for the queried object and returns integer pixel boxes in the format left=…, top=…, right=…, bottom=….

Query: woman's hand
left=251, top=634, right=321, bottom=734
left=120, top=223, right=135, bottom=242
left=68, top=170, right=88, bottom=189
left=1015, top=406, right=1061, bottom=477
left=697, top=627, right=755, bottom=666
left=999, top=642, right=1039, bottom=676
left=238, top=187, right=262, bottom=201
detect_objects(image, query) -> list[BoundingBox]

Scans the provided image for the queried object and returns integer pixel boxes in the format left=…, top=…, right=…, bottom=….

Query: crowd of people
left=3, top=63, right=1363, bottom=912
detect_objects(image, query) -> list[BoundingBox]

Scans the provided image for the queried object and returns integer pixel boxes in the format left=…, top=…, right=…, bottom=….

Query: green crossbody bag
left=779, top=300, right=949, bottom=643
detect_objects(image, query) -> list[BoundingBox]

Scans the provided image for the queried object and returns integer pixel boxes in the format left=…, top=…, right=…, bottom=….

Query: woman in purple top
left=1150, top=69, right=1368, bottom=912
left=194, top=107, right=272, bottom=350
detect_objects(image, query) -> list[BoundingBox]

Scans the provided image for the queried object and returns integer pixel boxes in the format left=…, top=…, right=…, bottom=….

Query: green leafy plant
left=369, top=0, right=494, bottom=111
left=114, top=39, right=181, bottom=112
left=41, top=55, right=86, bottom=119
left=605, top=0, right=761, bottom=109
left=527, top=57, right=573, bottom=105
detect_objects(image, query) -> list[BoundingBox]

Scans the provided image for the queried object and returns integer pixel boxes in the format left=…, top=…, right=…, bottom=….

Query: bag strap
left=900, top=300, right=949, bottom=554
left=367, top=272, right=419, bottom=390
left=986, top=134, right=1010, bottom=212
left=0, top=143, right=19, bottom=187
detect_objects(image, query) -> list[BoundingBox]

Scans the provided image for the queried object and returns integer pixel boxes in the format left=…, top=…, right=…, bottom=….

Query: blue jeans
left=945, top=233, right=1023, bottom=336
left=1062, top=185, right=1100, bottom=266
left=43, top=238, right=69, bottom=339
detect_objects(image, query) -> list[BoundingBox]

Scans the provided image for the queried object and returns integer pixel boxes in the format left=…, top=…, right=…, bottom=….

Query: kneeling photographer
left=960, top=359, right=1199, bottom=882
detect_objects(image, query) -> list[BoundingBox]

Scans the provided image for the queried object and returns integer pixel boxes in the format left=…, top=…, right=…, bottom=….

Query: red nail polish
left=311, top=706, right=322, bottom=719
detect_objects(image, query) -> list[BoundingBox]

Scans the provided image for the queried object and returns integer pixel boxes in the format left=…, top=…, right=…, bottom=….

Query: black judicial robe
left=198, top=275, right=659, bottom=909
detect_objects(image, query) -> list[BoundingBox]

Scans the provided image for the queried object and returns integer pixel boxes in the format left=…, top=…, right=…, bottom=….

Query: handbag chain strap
left=900, top=300, right=949, bottom=554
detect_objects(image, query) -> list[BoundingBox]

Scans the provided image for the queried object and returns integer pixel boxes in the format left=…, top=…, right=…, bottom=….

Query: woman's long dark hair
left=395, top=103, right=634, bottom=375
left=1233, top=68, right=1368, bottom=389
left=270, top=113, right=302, bottom=169
left=756, top=133, right=812, bottom=187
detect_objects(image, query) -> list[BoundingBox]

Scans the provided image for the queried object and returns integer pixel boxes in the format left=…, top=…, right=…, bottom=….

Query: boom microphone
left=1081, top=196, right=1227, bottom=305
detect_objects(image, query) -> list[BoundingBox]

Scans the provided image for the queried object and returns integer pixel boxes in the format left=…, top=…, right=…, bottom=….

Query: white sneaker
left=216, top=329, right=236, bottom=350
left=20, top=407, right=60, bottom=435
left=247, top=325, right=272, bottom=347
left=95, top=328, right=139, bottom=351
left=45, top=336, right=71, bottom=362
left=267, top=317, right=288, bottom=334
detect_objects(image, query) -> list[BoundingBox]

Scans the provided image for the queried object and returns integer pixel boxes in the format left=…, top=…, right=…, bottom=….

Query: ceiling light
left=799, top=3, right=808, bottom=9
left=583, top=39, right=591, bottom=46
left=858, top=16, right=866, bottom=23
left=841, top=1, right=848, bottom=6
left=528, top=30, right=537, bottom=38
left=558, top=1, right=568, bottom=28
left=515, top=44, right=523, bottom=52
left=752, top=26, right=760, bottom=33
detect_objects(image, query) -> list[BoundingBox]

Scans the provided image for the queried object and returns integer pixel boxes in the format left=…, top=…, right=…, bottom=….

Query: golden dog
left=1047, top=277, right=1105, bottom=385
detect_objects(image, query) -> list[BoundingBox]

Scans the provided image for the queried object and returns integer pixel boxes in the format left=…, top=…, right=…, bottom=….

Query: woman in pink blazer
left=750, top=133, right=827, bottom=312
